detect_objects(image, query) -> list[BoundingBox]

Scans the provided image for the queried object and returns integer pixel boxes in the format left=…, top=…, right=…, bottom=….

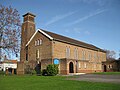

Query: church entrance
left=35, top=61, right=41, bottom=75
left=104, top=65, right=107, bottom=72
left=69, top=62, right=74, bottom=73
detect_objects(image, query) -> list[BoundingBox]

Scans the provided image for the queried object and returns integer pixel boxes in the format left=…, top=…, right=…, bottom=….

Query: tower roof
left=23, top=12, right=36, bottom=17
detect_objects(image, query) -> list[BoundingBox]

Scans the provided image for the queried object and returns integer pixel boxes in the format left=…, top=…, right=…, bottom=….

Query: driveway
left=70, top=74, right=120, bottom=83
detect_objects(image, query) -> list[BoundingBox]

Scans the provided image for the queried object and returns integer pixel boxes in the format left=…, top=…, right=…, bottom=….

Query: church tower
left=20, top=13, right=36, bottom=62
left=17, top=13, right=36, bottom=74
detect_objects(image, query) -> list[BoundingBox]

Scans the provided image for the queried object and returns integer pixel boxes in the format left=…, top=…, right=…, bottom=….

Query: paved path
left=69, top=74, right=120, bottom=84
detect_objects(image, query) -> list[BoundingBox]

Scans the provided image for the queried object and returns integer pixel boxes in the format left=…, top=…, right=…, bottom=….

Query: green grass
left=0, top=75, right=120, bottom=90
left=93, top=72, right=120, bottom=75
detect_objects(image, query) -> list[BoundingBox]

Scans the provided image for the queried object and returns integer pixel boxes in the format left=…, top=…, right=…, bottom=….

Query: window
left=35, top=39, right=42, bottom=46
left=84, top=51, right=86, bottom=60
left=102, top=55, right=105, bottom=60
left=82, top=50, right=84, bottom=60
left=74, top=48, right=76, bottom=59
left=82, top=50, right=86, bottom=60
left=37, top=39, right=40, bottom=45
left=79, top=62, right=81, bottom=68
left=74, top=48, right=78, bottom=59
left=35, top=40, right=37, bottom=46
left=84, top=63, right=87, bottom=69
left=94, top=64, right=96, bottom=69
left=26, top=46, right=28, bottom=61
left=97, top=53, right=99, bottom=60
left=98, top=54, right=100, bottom=60
left=89, top=52, right=92, bottom=60
left=66, top=47, right=70, bottom=58
left=68, top=47, right=70, bottom=57
left=87, top=51, right=90, bottom=60
left=110, top=65, right=113, bottom=68
left=88, top=51, right=90, bottom=60
left=39, top=39, right=42, bottom=45
left=94, top=53, right=97, bottom=60
left=36, top=49, right=39, bottom=59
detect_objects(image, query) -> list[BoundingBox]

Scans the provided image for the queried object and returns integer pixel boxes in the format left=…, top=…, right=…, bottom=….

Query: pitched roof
left=26, top=29, right=105, bottom=52
left=41, top=29, right=105, bottom=52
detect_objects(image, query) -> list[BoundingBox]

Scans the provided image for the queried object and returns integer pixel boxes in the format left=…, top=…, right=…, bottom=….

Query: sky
left=1, top=0, right=120, bottom=59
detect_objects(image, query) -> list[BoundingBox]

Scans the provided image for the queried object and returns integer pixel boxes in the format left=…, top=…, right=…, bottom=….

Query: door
left=69, top=62, right=74, bottom=73
left=104, top=65, right=107, bottom=72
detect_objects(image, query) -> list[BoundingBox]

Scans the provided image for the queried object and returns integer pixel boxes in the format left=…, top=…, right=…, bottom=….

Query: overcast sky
left=1, top=0, right=120, bottom=59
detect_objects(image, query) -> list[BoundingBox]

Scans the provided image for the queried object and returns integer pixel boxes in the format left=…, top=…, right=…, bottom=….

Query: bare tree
left=0, top=5, right=21, bottom=60
left=105, top=50, right=116, bottom=60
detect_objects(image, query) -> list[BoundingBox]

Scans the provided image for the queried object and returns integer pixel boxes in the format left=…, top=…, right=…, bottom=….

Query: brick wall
left=52, top=40, right=106, bottom=74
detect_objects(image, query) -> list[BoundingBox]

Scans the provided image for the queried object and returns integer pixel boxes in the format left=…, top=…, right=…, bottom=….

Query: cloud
left=45, top=11, right=77, bottom=26
left=67, top=0, right=109, bottom=6
left=73, top=27, right=81, bottom=34
left=65, top=27, right=91, bottom=36
left=66, top=9, right=107, bottom=26
left=65, top=27, right=82, bottom=33
left=65, top=29, right=69, bottom=33
left=84, top=31, right=91, bottom=35
left=81, top=0, right=105, bottom=6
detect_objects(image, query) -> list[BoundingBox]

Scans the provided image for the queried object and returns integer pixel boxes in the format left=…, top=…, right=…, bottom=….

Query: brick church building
left=17, top=13, right=106, bottom=75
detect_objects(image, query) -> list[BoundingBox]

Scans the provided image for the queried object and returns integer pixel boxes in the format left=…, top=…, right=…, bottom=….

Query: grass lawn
left=0, top=75, right=120, bottom=90
left=93, top=72, right=120, bottom=75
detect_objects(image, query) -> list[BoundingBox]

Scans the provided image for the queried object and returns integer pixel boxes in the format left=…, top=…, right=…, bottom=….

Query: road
left=70, top=74, right=120, bottom=84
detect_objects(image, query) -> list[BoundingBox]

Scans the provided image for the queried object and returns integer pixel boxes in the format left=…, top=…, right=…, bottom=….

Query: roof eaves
left=26, top=29, right=53, bottom=46
left=26, top=30, right=38, bottom=46
left=38, top=29, right=53, bottom=40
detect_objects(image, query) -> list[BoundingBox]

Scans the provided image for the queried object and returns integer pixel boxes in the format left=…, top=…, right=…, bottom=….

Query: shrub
left=0, top=71, right=5, bottom=75
left=46, top=64, right=59, bottom=76
left=32, top=70, right=37, bottom=75
left=42, top=69, right=48, bottom=76
left=24, top=65, right=31, bottom=74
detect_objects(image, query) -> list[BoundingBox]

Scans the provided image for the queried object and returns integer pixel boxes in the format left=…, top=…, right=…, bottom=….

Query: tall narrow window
left=69, top=47, right=70, bottom=57
left=90, top=52, right=92, bottom=60
left=26, top=46, right=28, bottom=61
left=94, top=64, right=96, bottom=69
left=35, top=40, right=37, bottom=46
left=36, top=49, right=39, bottom=59
left=98, top=54, right=100, bottom=60
left=82, top=50, right=86, bottom=60
left=82, top=50, right=84, bottom=60
left=37, top=39, right=40, bottom=45
left=79, top=62, right=81, bottom=68
left=94, top=53, right=97, bottom=60
left=76, top=49, right=78, bottom=59
left=84, top=63, right=87, bottom=69
left=84, top=51, right=86, bottom=60
left=66, top=47, right=70, bottom=58
left=88, top=51, right=91, bottom=60
left=66, top=47, right=67, bottom=58
left=39, top=39, right=42, bottom=45
left=74, top=48, right=78, bottom=59
left=74, top=48, right=76, bottom=59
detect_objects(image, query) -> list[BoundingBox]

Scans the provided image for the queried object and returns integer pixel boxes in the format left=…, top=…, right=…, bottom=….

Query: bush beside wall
left=42, top=64, right=59, bottom=76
